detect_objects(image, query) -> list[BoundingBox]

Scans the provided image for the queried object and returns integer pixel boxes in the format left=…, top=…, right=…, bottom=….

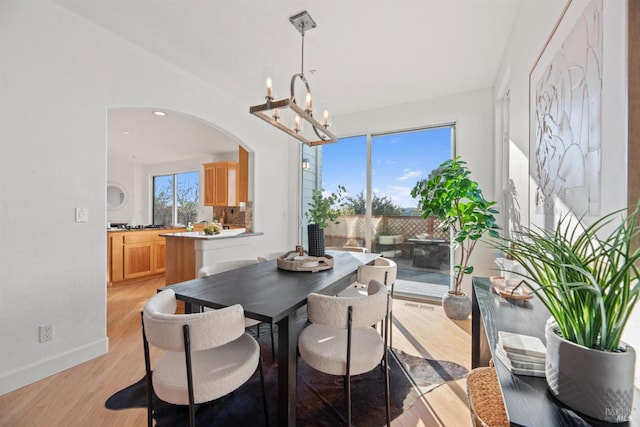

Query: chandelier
left=249, top=11, right=337, bottom=146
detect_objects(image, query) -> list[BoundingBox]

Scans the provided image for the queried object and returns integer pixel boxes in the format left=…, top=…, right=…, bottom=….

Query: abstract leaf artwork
left=530, top=0, right=602, bottom=221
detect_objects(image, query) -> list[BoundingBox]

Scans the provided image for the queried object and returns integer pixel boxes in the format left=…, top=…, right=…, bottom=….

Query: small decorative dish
left=490, top=276, right=534, bottom=301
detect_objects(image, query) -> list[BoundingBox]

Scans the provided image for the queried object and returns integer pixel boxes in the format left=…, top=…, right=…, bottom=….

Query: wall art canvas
left=530, top=0, right=603, bottom=228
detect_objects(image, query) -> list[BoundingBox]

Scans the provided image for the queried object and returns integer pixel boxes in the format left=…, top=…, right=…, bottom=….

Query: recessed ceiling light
left=121, top=130, right=132, bottom=135
left=152, top=111, right=167, bottom=117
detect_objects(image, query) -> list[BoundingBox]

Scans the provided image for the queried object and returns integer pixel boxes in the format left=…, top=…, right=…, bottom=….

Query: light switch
left=75, top=207, right=88, bottom=223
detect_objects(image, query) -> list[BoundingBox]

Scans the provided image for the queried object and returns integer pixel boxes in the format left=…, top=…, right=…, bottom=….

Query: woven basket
left=466, top=367, right=509, bottom=427
left=277, top=251, right=333, bottom=272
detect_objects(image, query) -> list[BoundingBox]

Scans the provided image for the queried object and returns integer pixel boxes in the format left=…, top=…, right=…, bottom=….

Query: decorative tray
left=490, top=276, right=534, bottom=301
left=277, top=251, right=334, bottom=272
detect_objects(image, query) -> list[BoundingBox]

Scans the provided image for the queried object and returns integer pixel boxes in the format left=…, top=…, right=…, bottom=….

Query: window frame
left=152, top=171, right=199, bottom=226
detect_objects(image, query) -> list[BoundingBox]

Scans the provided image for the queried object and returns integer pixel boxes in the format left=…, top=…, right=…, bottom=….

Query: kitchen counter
left=162, top=229, right=264, bottom=285
left=159, top=229, right=262, bottom=240
left=107, top=226, right=184, bottom=232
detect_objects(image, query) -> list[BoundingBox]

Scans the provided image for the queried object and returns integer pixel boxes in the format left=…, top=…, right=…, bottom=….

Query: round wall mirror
left=107, top=183, right=128, bottom=210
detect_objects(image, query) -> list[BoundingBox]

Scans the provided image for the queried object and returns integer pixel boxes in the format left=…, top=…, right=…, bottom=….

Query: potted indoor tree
left=494, top=206, right=640, bottom=423
left=411, top=156, right=500, bottom=319
left=305, top=186, right=345, bottom=257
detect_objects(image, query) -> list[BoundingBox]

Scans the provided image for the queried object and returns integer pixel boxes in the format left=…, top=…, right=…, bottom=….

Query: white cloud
left=378, top=185, right=417, bottom=208
left=397, top=169, right=423, bottom=181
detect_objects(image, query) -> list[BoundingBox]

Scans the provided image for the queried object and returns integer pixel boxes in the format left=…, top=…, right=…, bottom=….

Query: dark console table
left=472, top=276, right=639, bottom=427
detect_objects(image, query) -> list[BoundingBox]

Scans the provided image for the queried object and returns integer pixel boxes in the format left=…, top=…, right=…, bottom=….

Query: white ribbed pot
left=545, top=321, right=636, bottom=423
left=442, top=291, right=471, bottom=320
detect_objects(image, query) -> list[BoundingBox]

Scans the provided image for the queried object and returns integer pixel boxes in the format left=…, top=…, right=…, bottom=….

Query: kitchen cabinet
left=153, top=237, right=166, bottom=273
left=107, top=229, right=177, bottom=286
left=238, top=146, right=249, bottom=203
left=203, top=161, right=238, bottom=206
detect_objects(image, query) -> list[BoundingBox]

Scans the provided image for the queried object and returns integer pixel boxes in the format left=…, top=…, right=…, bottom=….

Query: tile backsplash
left=212, top=207, right=245, bottom=226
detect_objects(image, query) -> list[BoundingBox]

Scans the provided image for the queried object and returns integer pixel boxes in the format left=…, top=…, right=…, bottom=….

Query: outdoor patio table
left=408, top=237, right=448, bottom=268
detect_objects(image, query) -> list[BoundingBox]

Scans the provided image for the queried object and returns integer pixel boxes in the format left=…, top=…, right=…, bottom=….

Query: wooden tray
left=277, top=251, right=334, bottom=272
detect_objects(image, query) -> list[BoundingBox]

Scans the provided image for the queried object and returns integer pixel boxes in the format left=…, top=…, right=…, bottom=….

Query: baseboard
left=0, top=337, right=109, bottom=395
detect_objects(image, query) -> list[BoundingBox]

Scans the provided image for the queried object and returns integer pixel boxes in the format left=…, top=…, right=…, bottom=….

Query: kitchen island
left=161, top=229, right=264, bottom=285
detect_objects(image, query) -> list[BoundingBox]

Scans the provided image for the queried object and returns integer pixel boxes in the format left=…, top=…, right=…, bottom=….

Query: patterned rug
left=106, top=329, right=467, bottom=426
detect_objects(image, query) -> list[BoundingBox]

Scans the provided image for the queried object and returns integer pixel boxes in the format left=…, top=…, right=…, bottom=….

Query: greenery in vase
left=494, top=205, right=640, bottom=351
left=410, top=156, right=500, bottom=295
left=203, top=222, right=222, bottom=235
left=305, top=185, right=346, bottom=229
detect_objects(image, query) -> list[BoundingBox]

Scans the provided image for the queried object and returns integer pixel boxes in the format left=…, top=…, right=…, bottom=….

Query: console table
left=472, top=276, right=639, bottom=426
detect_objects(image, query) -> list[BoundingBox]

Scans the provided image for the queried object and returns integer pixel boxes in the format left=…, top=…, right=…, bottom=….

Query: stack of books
left=495, top=331, right=546, bottom=377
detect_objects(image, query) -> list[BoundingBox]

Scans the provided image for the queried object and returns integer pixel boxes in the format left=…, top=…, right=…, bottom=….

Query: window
left=153, top=171, right=199, bottom=226
left=302, top=125, right=454, bottom=301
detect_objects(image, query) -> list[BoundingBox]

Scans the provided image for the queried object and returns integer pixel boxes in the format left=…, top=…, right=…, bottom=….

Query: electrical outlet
left=39, top=325, right=53, bottom=342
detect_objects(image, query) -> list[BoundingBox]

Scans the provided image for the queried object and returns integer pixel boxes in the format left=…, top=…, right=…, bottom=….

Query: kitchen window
left=153, top=171, right=199, bottom=226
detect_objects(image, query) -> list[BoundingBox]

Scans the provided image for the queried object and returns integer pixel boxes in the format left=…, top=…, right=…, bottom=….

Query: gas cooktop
left=111, top=224, right=166, bottom=230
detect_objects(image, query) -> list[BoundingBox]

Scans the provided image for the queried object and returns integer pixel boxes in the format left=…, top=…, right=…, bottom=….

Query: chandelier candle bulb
left=322, top=110, right=329, bottom=126
left=273, top=108, right=280, bottom=120
left=266, top=78, right=273, bottom=98
left=305, top=92, right=312, bottom=111
left=294, top=115, right=302, bottom=132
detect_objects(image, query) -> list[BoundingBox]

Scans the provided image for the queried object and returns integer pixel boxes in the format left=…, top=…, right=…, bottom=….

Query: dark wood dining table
left=159, top=250, right=379, bottom=427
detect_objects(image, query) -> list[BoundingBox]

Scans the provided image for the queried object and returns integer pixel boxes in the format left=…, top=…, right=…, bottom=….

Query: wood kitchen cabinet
left=203, top=161, right=238, bottom=206
left=107, top=229, right=175, bottom=286
left=238, top=146, right=249, bottom=204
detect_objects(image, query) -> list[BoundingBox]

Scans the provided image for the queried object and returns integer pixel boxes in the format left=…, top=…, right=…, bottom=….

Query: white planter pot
left=545, top=322, right=636, bottom=423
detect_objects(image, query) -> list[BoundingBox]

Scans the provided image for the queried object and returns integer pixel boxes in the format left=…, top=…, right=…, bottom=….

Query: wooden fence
left=325, top=215, right=449, bottom=247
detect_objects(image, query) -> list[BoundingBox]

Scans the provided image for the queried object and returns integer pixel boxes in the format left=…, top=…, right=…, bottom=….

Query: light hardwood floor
left=0, top=277, right=472, bottom=426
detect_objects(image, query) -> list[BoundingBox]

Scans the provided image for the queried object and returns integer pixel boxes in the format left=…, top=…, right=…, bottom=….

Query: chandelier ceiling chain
left=249, top=10, right=337, bottom=146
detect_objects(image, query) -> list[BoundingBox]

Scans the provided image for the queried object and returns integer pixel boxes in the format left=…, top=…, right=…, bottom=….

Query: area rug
left=106, top=329, right=468, bottom=426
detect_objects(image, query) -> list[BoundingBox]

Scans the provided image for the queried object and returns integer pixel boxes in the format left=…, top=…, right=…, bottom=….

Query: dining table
left=159, top=250, right=379, bottom=427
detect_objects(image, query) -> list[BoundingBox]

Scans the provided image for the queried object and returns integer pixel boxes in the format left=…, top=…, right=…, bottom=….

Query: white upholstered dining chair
left=338, top=257, right=397, bottom=347
left=326, top=246, right=369, bottom=253
left=298, top=279, right=391, bottom=427
left=198, top=258, right=276, bottom=361
left=141, top=289, right=268, bottom=427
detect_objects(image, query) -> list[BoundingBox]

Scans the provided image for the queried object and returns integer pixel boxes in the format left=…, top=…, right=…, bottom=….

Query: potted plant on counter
left=305, top=186, right=345, bottom=257
left=493, top=205, right=640, bottom=423
left=411, top=156, right=500, bottom=320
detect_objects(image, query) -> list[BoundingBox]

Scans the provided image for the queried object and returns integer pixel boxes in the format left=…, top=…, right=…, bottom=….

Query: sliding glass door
left=370, top=127, right=453, bottom=300
left=302, top=124, right=454, bottom=301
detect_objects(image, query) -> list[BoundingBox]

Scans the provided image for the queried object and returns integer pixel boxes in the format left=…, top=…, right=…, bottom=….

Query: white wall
left=0, top=0, right=292, bottom=394
left=494, top=0, right=638, bottom=386
left=494, top=0, right=569, bottom=231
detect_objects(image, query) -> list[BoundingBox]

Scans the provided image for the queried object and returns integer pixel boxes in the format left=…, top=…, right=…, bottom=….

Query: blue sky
left=322, top=127, right=452, bottom=209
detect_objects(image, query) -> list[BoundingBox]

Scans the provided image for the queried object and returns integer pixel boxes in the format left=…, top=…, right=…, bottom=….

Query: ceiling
left=56, top=0, right=524, bottom=164
left=107, top=108, right=239, bottom=165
